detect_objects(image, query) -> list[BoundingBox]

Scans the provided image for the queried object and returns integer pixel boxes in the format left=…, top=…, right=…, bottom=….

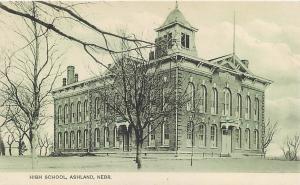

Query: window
left=113, top=127, right=119, bottom=148
left=148, top=123, right=155, bottom=147
left=161, top=123, right=169, bottom=146
left=76, top=130, right=81, bottom=148
left=186, top=121, right=193, bottom=147
left=235, top=128, right=241, bottom=148
left=199, top=124, right=206, bottom=147
left=77, top=101, right=82, bottom=122
left=57, top=132, right=62, bottom=149
left=94, top=128, right=100, bottom=148
left=246, top=96, right=251, bottom=120
left=237, top=94, right=242, bottom=118
left=224, top=88, right=232, bottom=116
left=254, top=130, right=259, bottom=149
left=70, top=131, right=75, bottom=149
left=64, top=131, right=68, bottom=149
left=200, top=85, right=207, bottom=113
left=186, top=82, right=195, bottom=111
left=83, top=100, right=88, bottom=121
left=70, top=103, right=75, bottom=123
left=104, top=127, right=109, bottom=148
left=64, top=104, right=68, bottom=124
left=245, top=129, right=250, bottom=149
left=83, top=129, right=88, bottom=148
left=254, top=98, right=259, bottom=121
left=210, top=125, right=217, bottom=148
left=94, top=97, right=100, bottom=119
left=181, top=33, right=190, bottom=49
left=57, top=106, right=62, bottom=125
left=211, top=88, right=218, bottom=114
left=167, top=32, right=173, bottom=49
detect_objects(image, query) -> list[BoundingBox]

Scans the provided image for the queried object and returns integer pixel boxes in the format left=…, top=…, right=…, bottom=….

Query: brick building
left=52, top=5, right=272, bottom=156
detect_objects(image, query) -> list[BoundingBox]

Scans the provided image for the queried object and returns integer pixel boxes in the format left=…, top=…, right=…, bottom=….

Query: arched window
left=210, top=125, right=217, bottom=147
left=224, top=88, right=232, bottom=116
left=198, top=124, right=206, bottom=147
left=148, top=123, right=155, bottom=147
left=186, top=82, right=195, bottom=111
left=200, top=85, right=207, bottom=113
left=254, top=130, right=259, bottom=149
left=161, top=123, right=169, bottom=146
left=94, top=97, right=100, bottom=119
left=245, top=129, right=250, bottom=149
left=77, top=101, right=82, bottom=122
left=83, top=100, right=88, bottom=121
left=76, top=130, right=81, bottom=148
left=237, top=94, right=242, bottom=118
left=104, top=127, right=109, bottom=148
left=64, top=131, right=68, bottom=149
left=186, top=121, right=193, bottom=146
left=94, top=128, right=100, bottom=148
left=235, top=128, right=241, bottom=148
left=254, top=98, right=259, bottom=121
left=57, top=106, right=62, bottom=125
left=70, top=131, right=75, bottom=149
left=64, top=104, right=68, bottom=124
left=57, top=132, right=62, bottom=149
left=113, top=127, right=119, bottom=148
left=246, top=96, right=251, bottom=120
left=83, top=129, right=88, bottom=148
left=70, top=103, right=75, bottom=123
left=211, top=88, right=218, bottom=114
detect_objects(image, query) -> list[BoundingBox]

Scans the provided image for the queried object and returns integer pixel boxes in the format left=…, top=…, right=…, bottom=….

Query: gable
left=209, top=54, right=253, bottom=75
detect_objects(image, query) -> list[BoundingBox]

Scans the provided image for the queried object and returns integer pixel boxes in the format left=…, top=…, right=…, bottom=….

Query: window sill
left=113, top=147, right=119, bottom=149
left=210, top=147, right=218, bottom=149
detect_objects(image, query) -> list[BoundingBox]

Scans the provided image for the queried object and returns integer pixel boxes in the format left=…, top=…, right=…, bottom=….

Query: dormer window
left=181, top=33, right=190, bottom=49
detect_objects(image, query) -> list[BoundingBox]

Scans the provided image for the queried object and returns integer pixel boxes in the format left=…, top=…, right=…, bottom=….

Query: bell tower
left=154, top=2, right=198, bottom=59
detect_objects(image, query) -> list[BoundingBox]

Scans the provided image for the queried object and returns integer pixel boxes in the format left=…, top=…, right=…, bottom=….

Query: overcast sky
left=0, top=1, right=299, bottom=156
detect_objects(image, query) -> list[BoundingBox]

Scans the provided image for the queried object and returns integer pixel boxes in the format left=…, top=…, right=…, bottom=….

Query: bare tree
left=281, top=134, right=300, bottom=161
left=0, top=2, right=62, bottom=168
left=5, top=125, right=17, bottom=156
left=43, top=134, right=52, bottom=156
left=262, top=119, right=278, bottom=158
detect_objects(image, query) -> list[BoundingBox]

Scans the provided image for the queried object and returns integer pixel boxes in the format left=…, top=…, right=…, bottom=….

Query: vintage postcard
left=0, top=1, right=299, bottom=185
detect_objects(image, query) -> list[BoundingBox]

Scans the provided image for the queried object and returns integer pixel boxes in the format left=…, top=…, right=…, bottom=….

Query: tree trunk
left=136, top=141, right=142, bottom=169
left=30, top=127, right=38, bottom=169
left=45, top=147, right=48, bottom=156
left=18, top=140, right=22, bottom=156
left=9, top=145, right=12, bottom=156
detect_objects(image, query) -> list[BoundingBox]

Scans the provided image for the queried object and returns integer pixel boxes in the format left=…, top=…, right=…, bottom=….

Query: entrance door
left=221, top=129, right=232, bottom=154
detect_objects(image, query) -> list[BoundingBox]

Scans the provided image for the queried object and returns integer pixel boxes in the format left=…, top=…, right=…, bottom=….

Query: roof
left=156, top=4, right=197, bottom=31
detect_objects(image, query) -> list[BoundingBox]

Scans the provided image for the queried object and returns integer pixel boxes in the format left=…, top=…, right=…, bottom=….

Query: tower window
left=181, top=33, right=190, bottom=49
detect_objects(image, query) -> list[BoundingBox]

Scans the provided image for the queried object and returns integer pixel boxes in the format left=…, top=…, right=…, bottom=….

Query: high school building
left=52, top=5, right=272, bottom=156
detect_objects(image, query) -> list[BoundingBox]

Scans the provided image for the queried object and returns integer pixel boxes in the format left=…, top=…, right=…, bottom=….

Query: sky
left=0, top=1, right=299, bottom=156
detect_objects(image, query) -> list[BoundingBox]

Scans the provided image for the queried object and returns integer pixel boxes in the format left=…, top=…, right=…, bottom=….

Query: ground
left=0, top=155, right=299, bottom=172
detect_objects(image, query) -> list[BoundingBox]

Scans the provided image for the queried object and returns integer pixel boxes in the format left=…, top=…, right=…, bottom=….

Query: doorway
left=221, top=129, right=232, bottom=155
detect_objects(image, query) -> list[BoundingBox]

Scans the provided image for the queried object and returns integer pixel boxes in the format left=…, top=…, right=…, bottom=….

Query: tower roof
left=156, top=3, right=197, bottom=31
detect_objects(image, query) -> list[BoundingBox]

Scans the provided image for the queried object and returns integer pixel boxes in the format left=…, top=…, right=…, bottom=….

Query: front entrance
left=118, top=125, right=130, bottom=152
left=221, top=129, right=232, bottom=155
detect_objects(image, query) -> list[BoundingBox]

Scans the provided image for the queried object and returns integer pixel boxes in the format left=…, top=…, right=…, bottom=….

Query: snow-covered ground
left=0, top=156, right=299, bottom=172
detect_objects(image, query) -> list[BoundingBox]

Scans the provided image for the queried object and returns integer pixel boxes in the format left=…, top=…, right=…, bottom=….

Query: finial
left=175, top=0, right=178, bottom=9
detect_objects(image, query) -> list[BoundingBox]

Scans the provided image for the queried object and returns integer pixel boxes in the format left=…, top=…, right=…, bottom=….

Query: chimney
left=75, top=74, right=78, bottom=82
left=67, top=66, right=75, bottom=85
left=62, top=78, right=66, bottom=86
left=241, top=60, right=249, bottom=68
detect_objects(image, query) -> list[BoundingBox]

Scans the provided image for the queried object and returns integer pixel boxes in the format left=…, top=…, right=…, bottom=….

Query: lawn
left=0, top=156, right=299, bottom=172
